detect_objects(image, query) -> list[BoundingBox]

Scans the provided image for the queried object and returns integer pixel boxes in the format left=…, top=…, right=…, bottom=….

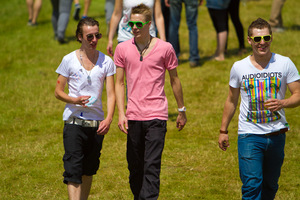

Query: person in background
left=50, top=0, right=73, bottom=44
left=206, top=0, right=231, bottom=61
left=26, top=0, right=42, bottom=26
left=105, top=0, right=115, bottom=35
left=219, top=18, right=300, bottom=200
left=165, top=0, right=202, bottom=67
left=55, top=17, right=116, bottom=200
left=106, top=0, right=166, bottom=57
left=269, top=0, right=286, bottom=32
left=227, top=0, right=246, bottom=55
left=73, top=0, right=92, bottom=20
left=73, top=0, right=81, bottom=20
left=161, top=0, right=170, bottom=41
left=114, top=4, right=187, bottom=199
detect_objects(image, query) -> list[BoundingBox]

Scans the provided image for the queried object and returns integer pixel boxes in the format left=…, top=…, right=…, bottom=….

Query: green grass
left=1, top=0, right=300, bottom=199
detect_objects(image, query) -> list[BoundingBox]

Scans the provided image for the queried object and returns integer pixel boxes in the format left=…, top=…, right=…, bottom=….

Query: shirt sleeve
left=286, top=57, right=300, bottom=84
left=55, top=56, right=69, bottom=78
left=114, top=44, right=125, bottom=68
left=164, top=42, right=178, bottom=71
left=229, top=63, right=240, bottom=88
left=105, top=55, right=116, bottom=77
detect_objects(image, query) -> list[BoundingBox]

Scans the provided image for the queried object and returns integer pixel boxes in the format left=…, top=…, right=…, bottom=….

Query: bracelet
left=220, top=130, right=228, bottom=134
left=178, top=106, right=186, bottom=112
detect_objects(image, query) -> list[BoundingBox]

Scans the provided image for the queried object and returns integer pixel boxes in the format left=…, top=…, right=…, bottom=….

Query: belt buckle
left=82, top=120, right=91, bottom=127
left=82, top=120, right=98, bottom=127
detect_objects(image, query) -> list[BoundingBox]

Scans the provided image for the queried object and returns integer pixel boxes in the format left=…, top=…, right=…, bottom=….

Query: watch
left=220, top=130, right=228, bottom=134
left=178, top=106, right=186, bottom=112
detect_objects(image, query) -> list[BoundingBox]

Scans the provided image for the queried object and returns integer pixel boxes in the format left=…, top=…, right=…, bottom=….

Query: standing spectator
left=114, top=4, right=187, bottom=199
left=73, top=0, right=81, bottom=20
left=106, top=0, right=166, bottom=57
left=50, top=0, right=73, bottom=44
left=54, top=17, right=116, bottom=200
left=161, top=0, right=170, bottom=40
left=228, top=0, right=246, bottom=55
left=269, top=0, right=286, bottom=32
left=206, top=0, right=231, bottom=61
left=73, top=0, right=92, bottom=20
left=105, top=0, right=115, bottom=35
left=82, top=0, right=92, bottom=19
left=26, top=0, right=42, bottom=26
left=165, top=0, right=202, bottom=67
left=219, top=18, right=300, bottom=200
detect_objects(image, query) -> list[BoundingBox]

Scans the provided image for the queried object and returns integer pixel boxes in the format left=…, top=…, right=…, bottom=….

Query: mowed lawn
left=0, top=0, right=300, bottom=199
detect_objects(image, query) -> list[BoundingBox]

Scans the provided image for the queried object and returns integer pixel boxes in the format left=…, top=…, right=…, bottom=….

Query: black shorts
left=62, top=124, right=104, bottom=184
left=208, top=8, right=229, bottom=33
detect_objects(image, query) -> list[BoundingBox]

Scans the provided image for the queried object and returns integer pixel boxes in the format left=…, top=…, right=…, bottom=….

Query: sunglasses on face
left=86, top=33, right=102, bottom=41
left=127, top=21, right=149, bottom=29
left=250, top=35, right=272, bottom=43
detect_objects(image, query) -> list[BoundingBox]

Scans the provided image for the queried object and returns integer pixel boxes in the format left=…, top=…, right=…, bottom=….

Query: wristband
left=178, top=106, right=186, bottom=112
left=220, top=130, right=228, bottom=134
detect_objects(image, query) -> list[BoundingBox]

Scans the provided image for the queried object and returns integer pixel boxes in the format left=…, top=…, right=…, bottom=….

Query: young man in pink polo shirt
left=114, top=4, right=187, bottom=200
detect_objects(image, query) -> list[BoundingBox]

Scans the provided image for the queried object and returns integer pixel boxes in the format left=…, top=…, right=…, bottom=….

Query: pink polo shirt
left=114, top=38, right=178, bottom=121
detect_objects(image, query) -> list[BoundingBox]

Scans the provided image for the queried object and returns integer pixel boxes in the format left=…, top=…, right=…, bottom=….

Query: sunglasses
left=86, top=33, right=102, bottom=41
left=250, top=35, right=272, bottom=43
left=128, top=21, right=149, bottom=29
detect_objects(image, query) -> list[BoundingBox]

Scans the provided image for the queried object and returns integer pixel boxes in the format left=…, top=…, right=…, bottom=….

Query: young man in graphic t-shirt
left=219, top=18, right=300, bottom=200
left=114, top=4, right=187, bottom=200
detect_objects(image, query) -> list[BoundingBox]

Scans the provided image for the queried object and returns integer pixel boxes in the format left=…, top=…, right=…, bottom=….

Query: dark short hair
left=131, top=3, right=152, bottom=22
left=76, top=17, right=99, bottom=43
left=248, top=18, right=272, bottom=36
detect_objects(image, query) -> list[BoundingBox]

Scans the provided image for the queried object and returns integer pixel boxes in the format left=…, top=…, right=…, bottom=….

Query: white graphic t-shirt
left=229, top=53, right=300, bottom=134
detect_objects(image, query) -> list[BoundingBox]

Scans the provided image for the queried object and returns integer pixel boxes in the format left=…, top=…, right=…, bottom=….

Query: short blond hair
left=131, top=3, right=152, bottom=22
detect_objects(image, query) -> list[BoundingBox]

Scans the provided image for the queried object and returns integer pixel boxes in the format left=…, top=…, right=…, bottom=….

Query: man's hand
left=176, top=112, right=187, bottom=131
left=74, top=96, right=91, bottom=107
left=264, top=99, right=283, bottom=112
left=97, top=118, right=112, bottom=135
left=218, top=133, right=229, bottom=151
left=118, top=115, right=128, bottom=134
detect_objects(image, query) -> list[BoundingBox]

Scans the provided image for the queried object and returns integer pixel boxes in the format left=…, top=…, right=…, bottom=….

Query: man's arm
left=218, top=86, right=240, bottom=151
left=115, top=67, right=128, bottom=134
left=169, top=68, right=187, bottom=131
left=97, top=75, right=116, bottom=135
left=265, top=80, right=300, bottom=112
left=55, top=74, right=90, bottom=107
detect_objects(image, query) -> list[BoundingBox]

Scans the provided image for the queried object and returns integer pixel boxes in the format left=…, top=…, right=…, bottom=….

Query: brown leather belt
left=265, top=128, right=288, bottom=136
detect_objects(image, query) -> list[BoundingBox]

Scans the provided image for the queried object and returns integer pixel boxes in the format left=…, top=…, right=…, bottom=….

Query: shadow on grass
left=290, top=24, right=300, bottom=31
left=168, top=112, right=178, bottom=122
left=179, top=46, right=252, bottom=68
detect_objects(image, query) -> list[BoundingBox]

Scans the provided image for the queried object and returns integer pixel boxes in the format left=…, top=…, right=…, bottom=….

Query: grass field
left=1, top=0, right=300, bottom=199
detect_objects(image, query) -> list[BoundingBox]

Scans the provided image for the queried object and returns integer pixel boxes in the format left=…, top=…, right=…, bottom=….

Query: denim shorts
left=62, top=124, right=104, bottom=184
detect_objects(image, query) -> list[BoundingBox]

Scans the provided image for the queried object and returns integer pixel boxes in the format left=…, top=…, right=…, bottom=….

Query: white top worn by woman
left=117, top=0, right=156, bottom=42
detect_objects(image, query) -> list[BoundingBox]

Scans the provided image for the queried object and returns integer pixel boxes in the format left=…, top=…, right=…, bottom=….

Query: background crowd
left=19, top=2, right=298, bottom=200
left=26, top=0, right=287, bottom=62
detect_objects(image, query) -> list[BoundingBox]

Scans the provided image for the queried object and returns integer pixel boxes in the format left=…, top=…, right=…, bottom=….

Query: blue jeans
left=168, top=0, right=200, bottom=62
left=238, top=133, right=286, bottom=200
left=51, top=0, right=73, bottom=39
